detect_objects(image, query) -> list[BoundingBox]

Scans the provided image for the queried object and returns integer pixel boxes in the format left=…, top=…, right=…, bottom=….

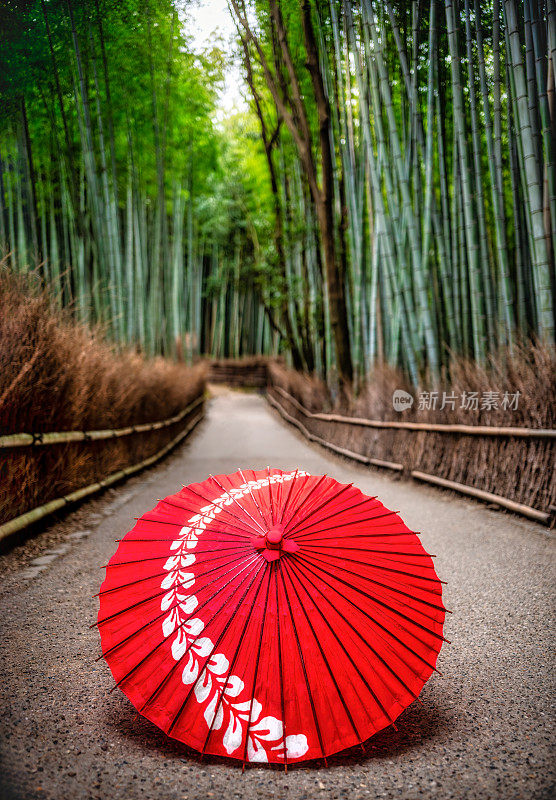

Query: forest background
left=1, top=0, right=554, bottom=392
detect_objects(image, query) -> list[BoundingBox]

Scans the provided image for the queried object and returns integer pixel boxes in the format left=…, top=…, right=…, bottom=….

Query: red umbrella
left=97, top=468, right=446, bottom=766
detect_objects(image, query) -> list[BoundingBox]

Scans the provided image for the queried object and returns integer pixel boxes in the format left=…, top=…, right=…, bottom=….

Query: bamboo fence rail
left=0, top=396, right=205, bottom=541
left=410, top=470, right=550, bottom=525
left=0, top=395, right=204, bottom=449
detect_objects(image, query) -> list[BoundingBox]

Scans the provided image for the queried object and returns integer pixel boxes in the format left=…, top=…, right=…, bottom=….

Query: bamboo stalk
left=445, top=0, right=485, bottom=361
left=504, top=0, right=555, bottom=339
left=464, top=0, right=495, bottom=351
left=474, top=0, right=514, bottom=345
left=363, top=0, right=439, bottom=375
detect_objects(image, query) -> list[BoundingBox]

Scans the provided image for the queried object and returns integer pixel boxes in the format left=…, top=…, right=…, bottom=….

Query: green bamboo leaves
left=0, top=0, right=275, bottom=361
left=1, top=0, right=555, bottom=384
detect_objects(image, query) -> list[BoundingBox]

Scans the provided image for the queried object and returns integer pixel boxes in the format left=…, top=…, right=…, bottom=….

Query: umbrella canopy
left=97, top=468, right=446, bottom=765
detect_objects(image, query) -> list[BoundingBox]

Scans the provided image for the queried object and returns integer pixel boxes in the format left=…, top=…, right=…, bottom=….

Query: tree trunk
left=240, top=36, right=305, bottom=370
left=19, top=96, right=40, bottom=263
left=300, top=0, right=353, bottom=385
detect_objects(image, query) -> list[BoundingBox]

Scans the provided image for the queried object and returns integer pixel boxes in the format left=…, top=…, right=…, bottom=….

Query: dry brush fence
left=209, top=358, right=555, bottom=527
left=0, top=393, right=205, bottom=542
left=268, top=378, right=555, bottom=527
left=0, top=273, right=208, bottom=543
left=267, top=386, right=554, bottom=525
left=208, top=357, right=275, bottom=388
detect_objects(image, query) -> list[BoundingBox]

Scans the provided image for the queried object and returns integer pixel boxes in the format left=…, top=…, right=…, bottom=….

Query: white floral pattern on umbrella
left=161, top=471, right=310, bottom=762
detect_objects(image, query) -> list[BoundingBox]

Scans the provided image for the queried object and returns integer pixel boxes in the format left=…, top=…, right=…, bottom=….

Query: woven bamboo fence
left=208, top=357, right=279, bottom=388
left=0, top=394, right=205, bottom=542
left=201, top=358, right=556, bottom=526
left=267, top=383, right=555, bottom=525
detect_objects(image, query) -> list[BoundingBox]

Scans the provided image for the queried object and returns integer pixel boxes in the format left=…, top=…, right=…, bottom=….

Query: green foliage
left=1, top=0, right=554, bottom=382
left=231, top=0, right=555, bottom=385
left=0, top=0, right=277, bottom=358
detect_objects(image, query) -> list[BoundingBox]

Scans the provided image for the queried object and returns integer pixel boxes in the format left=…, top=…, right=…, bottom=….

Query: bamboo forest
left=1, top=0, right=555, bottom=389
left=1, top=7, right=555, bottom=793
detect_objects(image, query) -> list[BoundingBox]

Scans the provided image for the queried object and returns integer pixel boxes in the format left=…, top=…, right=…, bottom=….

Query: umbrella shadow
left=102, top=691, right=453, bottom=771
left=324, top=699, right=453, bottom=769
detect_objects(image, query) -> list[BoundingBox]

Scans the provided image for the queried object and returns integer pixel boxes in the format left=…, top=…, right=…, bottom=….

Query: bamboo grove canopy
left=1, top=0, right=555, bottom=384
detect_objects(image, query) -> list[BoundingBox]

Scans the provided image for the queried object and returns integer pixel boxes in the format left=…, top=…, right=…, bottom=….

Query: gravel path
left=1, top=388, right=554, bottom=800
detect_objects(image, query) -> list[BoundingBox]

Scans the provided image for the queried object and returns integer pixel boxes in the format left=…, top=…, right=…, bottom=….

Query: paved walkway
left=0, top=389, right=554, bottom=800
